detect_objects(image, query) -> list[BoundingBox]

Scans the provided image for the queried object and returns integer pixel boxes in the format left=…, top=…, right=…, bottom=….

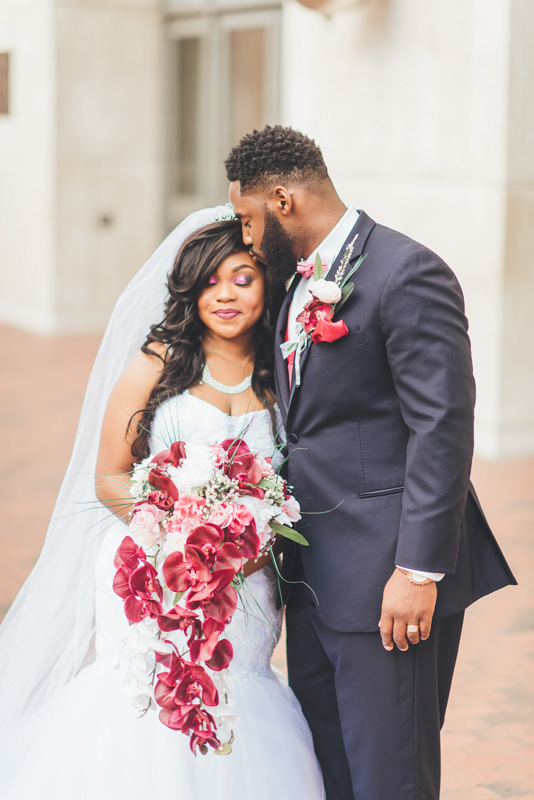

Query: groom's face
left=229, top=182, right=298, bottom=288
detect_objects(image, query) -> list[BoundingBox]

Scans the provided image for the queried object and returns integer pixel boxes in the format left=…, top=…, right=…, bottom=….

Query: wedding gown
left=2, top=393, right=325, bottom=800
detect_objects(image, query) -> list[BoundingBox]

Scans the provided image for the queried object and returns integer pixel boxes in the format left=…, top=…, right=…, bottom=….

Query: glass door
left=165, top=4, right=281, bottom=229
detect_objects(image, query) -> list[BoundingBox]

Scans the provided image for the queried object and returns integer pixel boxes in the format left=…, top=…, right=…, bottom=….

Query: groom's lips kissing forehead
left=249, top=249, right=266, bottom=267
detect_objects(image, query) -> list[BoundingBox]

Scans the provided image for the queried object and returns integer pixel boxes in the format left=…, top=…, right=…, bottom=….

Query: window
left=165, top=4, right=281, bottom=228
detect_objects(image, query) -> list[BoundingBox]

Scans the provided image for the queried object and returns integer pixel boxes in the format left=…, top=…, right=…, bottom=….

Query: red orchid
left=157, top=605, right=202, bottom=645
left=155, top=663, right=218, bottom=710
left=189, top=729, right=221, bottom=756
left=219, top=439, right=266, bottom=497
left=226, top=519, right=260, bottom=560
left=158, top=704, right=221, bottom=753
left=162, top=547, right=212, bottom=594
left=226, top=452, right=263, bottom=486
left=145, top=489, right=175, bottom=512
left=148, top=468, right=179, bottom=507
left=150, top=441, right=187, bottom=468
left=220, top=438, right=252, bottom=459
left=175, top=664, right=219, bottom=706
left=186, top=569, right=237, bottom=623
left=186, top=525, right=243, bottom=573
left=113, top=537, right=163, bottom=621
left=189, top=617, right=234, bottom=671
left=296, top=298, right=334, bottom=334
left=120, top=563, right=164, bottom=623
left=113, top=535, right=146, bottom=573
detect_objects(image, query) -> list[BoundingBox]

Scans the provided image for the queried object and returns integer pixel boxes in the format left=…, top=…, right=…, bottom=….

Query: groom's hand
left=379, top=569, right=437, bottom=651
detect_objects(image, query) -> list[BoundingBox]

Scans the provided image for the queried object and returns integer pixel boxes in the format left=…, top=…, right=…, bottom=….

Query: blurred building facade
left=0, top=0, right=532, bottom=458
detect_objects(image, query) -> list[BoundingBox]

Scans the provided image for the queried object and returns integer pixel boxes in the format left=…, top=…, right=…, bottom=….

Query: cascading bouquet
left=112, top=436, right=306, bottom=756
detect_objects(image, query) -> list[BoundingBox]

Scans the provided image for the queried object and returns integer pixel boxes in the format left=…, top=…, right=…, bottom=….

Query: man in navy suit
left=225, top=126, right=515, bottom=800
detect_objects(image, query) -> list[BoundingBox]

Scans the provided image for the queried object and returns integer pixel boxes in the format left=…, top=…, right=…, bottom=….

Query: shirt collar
left=305, top=204, right=359, bottom=273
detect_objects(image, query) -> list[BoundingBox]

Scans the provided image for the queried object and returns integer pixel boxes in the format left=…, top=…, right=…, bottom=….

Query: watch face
left=411, top=573, right=426, bottom=584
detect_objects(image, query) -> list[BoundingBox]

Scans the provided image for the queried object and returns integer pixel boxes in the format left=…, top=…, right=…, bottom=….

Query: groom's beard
left=259, top=211, right=298, bottom=289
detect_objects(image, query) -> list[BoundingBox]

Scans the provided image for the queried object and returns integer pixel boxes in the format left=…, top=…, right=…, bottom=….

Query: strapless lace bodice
left=149, top=391, right=282, bottom=465
left=95, top=393, right=284, bottom=678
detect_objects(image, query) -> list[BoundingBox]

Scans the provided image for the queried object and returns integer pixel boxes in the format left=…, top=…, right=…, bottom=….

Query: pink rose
left=256, top=455, right=274, bottom=478
left=296, top=259, right=329, bottom=279
left=173, top=494, right=207, bottom=521
left=207, top=504, right=234, bottom=529
left=283, top=495, right=301, bottom=523
left=167, top=495, right=206, bottom=539
left=129, top=503, right=166, bottom=549
left=228, top=504, right=254, bottom=534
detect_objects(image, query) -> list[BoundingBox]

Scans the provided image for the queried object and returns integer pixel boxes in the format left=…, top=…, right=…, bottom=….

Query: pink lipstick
left=214, top=309, right=240, bottom=319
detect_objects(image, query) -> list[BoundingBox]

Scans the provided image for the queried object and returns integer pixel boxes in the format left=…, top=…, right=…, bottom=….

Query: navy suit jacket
left=275, top=211, right=516, bottom=632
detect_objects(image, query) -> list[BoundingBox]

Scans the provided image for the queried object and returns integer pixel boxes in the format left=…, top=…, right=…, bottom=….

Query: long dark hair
left=130, top=219, right=277, bottom=461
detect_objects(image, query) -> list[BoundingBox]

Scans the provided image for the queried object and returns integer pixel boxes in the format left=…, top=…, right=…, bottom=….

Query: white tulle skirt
left=1, top=655, right=325, bottom=800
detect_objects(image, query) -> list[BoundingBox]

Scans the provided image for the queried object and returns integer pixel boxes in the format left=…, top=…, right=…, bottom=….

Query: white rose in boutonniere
left=311, top=279, right=342, bottom=304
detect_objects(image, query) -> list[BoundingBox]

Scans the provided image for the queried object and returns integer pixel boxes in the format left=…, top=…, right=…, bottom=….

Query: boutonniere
left=280, top=235, right=366, bottom=387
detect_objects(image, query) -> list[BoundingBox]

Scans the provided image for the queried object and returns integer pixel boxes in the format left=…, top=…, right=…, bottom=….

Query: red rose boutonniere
left=281, top=236, right=367, bottom=386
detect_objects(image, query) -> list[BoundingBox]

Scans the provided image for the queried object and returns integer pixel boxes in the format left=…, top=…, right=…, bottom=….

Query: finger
left=419, top=615, right=432, bottom=641
left=393, top=617, right=409, bottom=651
left=406, top=623, right=420, bottom=645
left=379, top=614, right=394, bottom=651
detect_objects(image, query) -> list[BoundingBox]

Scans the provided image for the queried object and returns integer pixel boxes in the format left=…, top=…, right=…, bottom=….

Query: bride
left=0, top=207, right=325, bottom=800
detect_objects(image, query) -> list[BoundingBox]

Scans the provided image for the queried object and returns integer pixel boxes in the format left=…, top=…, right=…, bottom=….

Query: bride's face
left=197, top=250, right=265, bottom=340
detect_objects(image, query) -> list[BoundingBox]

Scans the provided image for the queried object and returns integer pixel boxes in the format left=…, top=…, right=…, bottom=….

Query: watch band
left=396, top=567, right=434, bottom=585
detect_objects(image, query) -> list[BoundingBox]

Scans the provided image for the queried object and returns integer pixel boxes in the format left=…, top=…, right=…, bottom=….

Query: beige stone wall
left=0, top=0, right=531, bottom=457
left=0, top=0, right=56, bottom=332
left=281, top=0, right=533, bottom=457
left=0, top=0, right=164, bottom=335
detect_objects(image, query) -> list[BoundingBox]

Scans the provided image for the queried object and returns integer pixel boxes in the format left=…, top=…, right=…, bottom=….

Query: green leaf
left=335, top=282, right=354, bottom=313
left=314, top=252, right=324, bottom=281
left=172, top=591, right=185, bottom=605
left=340, top=252, right=367, bottom=288
left=269, top=520, right=309, bottom=546
left=257, top=478, right=277, bottom=489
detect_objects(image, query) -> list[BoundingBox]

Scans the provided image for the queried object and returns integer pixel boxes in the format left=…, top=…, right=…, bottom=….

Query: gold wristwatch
left=396, top=567, right=434, bottom=585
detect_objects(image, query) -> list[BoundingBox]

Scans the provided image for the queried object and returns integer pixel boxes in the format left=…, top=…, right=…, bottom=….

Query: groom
left=225, top=126, right=515, bottom=800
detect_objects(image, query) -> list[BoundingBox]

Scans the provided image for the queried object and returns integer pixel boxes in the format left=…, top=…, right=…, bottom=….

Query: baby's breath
left=202, top=472, right=239, bottom=508
left=264, top=484, right=285, bottom=507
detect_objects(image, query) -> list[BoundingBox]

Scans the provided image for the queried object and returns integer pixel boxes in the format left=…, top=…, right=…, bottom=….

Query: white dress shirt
left=286, top=203, right=444, bottom=584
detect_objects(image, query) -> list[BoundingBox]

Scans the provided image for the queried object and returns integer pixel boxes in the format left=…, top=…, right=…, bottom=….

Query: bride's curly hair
left=130, top=219, right=277, bottom=461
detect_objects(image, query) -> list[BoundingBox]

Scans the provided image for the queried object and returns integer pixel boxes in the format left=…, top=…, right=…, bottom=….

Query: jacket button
left=288, top=432, right=299, bottom=443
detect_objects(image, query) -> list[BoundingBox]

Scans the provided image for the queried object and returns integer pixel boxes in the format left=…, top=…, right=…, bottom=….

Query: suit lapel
left=284, top=210, right=376, bottom=415
left=274, top=275, right=301, bottom=417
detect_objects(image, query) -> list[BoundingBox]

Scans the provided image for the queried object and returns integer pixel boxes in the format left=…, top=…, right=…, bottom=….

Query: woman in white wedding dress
left=0, top=210, right=325, bottom=800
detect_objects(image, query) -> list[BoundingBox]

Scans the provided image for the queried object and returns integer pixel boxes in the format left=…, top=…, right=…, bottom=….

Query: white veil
left=0, top=206, right=235, bottom=743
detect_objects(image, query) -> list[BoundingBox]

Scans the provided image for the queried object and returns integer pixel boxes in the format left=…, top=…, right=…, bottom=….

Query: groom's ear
left=271, top=186, right=294, bottom=216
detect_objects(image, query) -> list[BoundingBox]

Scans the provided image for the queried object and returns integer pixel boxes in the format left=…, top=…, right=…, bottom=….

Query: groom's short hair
left=225, top=125, right=329, bottom=193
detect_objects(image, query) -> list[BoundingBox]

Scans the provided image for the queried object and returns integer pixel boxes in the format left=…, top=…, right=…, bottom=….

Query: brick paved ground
left=1, top=322, right=532, bottom=798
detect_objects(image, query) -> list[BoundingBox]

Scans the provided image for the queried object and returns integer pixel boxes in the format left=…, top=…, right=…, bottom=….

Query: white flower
left=311, top=279, right=342, bottom=304
left=237, top=494, right=278, bottom=543
left=129, top=456, right=154, bottom=499
left=163, top=526, right=189, bottom=557
left=167, top=442, right=216, bottom=494
left=212, top=704, right=240, bottom=741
